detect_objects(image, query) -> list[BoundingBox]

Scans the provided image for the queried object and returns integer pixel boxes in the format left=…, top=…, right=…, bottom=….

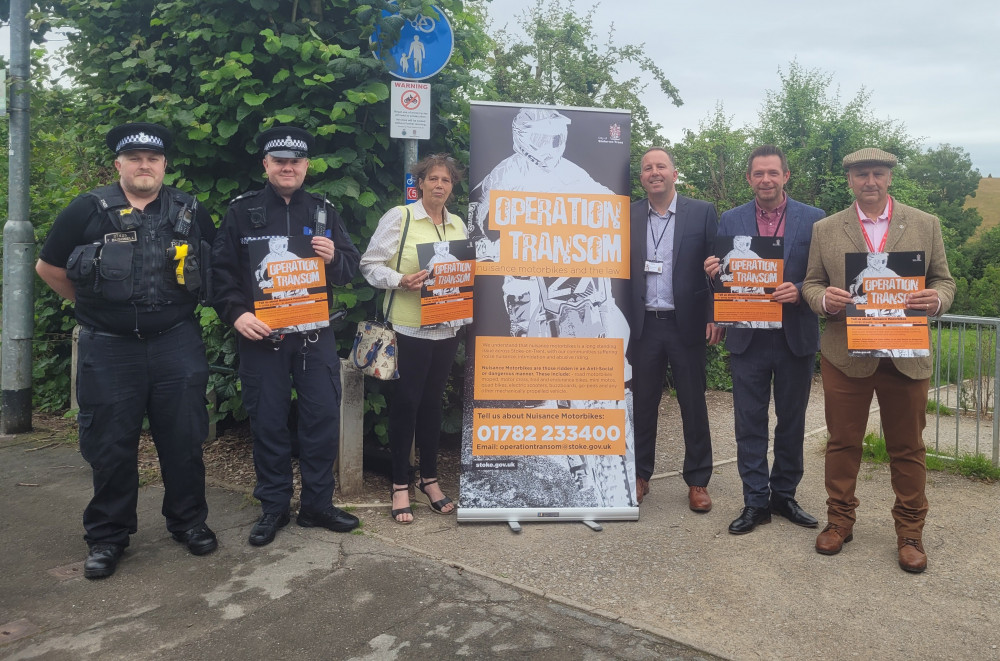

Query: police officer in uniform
left=36, top=123, right=218, bottom=579
left=211, top=126, right=361, bottom=546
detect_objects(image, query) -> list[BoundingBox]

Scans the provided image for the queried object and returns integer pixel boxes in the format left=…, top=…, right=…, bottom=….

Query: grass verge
left=862, top=432, right=1000, bottom=481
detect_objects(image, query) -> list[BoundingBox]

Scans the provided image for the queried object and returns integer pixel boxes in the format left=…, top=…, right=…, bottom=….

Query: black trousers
left=631, top=313, right=713, bottom=485
left=389, top=333, right=460, bottom=485
left=76, top=319, right=209, bottom=547
left=239, top=327, right=342, bottom=514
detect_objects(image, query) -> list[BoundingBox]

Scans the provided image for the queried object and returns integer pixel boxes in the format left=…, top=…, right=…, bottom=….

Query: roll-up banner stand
left=459, top=101, right=638, bottom=525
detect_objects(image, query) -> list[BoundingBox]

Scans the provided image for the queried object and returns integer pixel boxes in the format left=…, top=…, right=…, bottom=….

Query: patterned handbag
left=351, top=207, right=413, bottom=381
left=351, top=320, right=399, bottom=380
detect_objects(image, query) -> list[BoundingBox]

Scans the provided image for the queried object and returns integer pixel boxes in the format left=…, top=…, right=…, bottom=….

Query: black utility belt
left=81, top=319, right=188, bottom=340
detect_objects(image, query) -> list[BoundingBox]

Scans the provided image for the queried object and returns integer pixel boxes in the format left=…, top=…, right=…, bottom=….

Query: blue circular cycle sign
left=370, top=5, right=454, bottom=81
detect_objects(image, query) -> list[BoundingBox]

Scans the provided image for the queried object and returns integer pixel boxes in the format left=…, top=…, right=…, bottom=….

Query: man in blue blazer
left=629, top=147, right=723, bottom=511
left=705, top=145, right=826, bottom=534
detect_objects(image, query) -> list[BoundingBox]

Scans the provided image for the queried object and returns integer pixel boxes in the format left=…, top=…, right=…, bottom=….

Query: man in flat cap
left=36, top=122, right=218, bottom=578
left=802, top=147, right=955, bottom=573
left=211, top=126, right=361, bottom=546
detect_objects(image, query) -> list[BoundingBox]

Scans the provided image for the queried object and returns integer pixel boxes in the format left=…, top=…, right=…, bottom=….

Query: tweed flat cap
left=842, top=147, right=898, bottom=169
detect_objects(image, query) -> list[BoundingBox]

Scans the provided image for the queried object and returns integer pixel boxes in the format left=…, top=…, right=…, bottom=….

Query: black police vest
left=72, top=185, right=201, bottom=311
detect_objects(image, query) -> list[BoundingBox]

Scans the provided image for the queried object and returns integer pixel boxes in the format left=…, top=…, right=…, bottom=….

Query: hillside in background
left=967, top=177, right=1000, bottom=238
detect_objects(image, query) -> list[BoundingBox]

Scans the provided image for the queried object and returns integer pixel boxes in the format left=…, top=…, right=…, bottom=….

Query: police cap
left=257, top=126, right=313, bottom=159
left=842, top=147, right=898, bottom=170
left=106, top=122, right=172, bottom=155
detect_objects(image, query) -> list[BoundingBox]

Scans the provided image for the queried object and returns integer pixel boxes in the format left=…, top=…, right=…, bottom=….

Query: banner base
left=457, top=506, right=638, bottom=524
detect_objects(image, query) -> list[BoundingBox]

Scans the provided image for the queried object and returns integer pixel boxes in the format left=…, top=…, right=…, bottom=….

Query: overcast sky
left=3, top=1, right=998, bottom=175
left=487, top=0, right=1000, bottom=177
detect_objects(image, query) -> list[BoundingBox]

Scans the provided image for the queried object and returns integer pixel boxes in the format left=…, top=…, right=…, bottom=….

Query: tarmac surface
left=3, top=376, right=999, bottom=660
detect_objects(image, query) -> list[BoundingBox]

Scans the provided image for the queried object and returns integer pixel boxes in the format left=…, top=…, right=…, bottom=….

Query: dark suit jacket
left=717, top=198, right=826, bottom=357
left=629, top=195, right=718, bottom=346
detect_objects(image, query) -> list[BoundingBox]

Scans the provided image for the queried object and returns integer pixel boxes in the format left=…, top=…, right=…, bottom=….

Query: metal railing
left=931, top=314, right=1000, bottom=466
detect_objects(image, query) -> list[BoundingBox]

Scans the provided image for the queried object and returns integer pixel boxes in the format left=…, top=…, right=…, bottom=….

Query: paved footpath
left=4, top=383, right=1000, bottom=660
left=0, top=432, right=713, bottom=661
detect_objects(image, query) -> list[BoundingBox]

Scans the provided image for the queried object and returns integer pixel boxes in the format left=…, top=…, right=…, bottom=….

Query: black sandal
left=391, top=485, right=413, bottom=524
left=416, top=479, right=455, bottom=515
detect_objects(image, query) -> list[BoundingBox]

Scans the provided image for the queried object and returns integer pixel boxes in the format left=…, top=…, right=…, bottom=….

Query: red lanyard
left=856, top=196, right=893, bottom=253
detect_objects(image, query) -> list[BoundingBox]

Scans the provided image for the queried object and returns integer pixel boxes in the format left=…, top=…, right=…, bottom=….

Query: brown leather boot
left=897, top=538, right=927, bottom=573
left=815, top=523, right=853, bottom=555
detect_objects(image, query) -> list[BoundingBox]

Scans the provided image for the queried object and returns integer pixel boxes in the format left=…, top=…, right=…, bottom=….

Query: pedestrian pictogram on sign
left=369, top=5, right=454, bottom=82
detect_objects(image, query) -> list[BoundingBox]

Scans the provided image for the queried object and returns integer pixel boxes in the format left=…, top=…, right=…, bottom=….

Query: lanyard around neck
left=432, top=217, right=447, bottom=242
left=757, top=206, right=786, bottom=238
left=648, top=208, right=672, bottom=255
left=856, top=195, right=893, bottom=253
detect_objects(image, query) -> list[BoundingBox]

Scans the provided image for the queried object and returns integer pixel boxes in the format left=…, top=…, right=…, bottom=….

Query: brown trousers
left=820, top=357, right=929, bottom=538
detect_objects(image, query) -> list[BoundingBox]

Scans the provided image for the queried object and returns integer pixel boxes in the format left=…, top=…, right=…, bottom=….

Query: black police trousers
left=76, top=319, right=210, bottom=547
left=238, top=326, right=342, bottom=514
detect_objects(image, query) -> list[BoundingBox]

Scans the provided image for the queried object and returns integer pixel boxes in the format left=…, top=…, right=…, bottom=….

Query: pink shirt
left=755, top=194, right=787, bottom=237
left=855, top=196, right=892, bottom=252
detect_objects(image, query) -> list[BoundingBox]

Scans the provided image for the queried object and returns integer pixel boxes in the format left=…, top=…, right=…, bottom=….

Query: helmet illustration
left=512, top=108, right=571, bottom=172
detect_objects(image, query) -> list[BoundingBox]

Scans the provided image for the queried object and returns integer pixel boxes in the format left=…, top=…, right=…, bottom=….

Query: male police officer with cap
left=36, top=122, right=218, bottom=579
left=211, top=126, right=361, bottom=546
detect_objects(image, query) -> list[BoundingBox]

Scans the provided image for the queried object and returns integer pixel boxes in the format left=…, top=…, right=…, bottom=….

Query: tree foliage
left=754, top=60, right=920, bottom=214
left=16, top=0, right=489, bottom=438
left=905, top=144, right=983, bottom=247
left=671, top=105, right=751, bottom=213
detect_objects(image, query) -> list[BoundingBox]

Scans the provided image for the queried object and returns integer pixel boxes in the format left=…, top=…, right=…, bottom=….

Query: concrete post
left=338, top=358, right=365, bottom=499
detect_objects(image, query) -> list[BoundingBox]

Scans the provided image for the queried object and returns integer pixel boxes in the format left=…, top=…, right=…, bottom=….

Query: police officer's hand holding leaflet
left=35, top=122, right=218, bottom=579
left=210, top=126, right=362, bottom=547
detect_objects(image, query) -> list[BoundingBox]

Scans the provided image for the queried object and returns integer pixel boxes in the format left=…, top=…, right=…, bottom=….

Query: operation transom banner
left=459, top=101, right=638, bottom=524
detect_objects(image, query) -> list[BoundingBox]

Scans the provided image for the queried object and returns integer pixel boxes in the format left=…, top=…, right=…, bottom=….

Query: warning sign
left=390, top=80, right=430, bottom=140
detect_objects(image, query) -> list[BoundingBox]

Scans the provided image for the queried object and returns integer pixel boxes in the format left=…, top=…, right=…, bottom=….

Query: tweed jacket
left=802, top=200, right=955, bottom=379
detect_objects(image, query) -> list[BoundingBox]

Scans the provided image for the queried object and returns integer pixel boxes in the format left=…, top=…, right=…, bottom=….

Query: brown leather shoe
left=815, top=523, right=853, bottom=555
left=688, top=486, right=712, bottom=512
left=897, top=538, right=927, bottom=573
left=636, top=477, right=650, bottom=504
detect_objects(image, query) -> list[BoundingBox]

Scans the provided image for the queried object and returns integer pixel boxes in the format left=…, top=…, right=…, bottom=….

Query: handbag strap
left=383, top=205, right=413, bottom=322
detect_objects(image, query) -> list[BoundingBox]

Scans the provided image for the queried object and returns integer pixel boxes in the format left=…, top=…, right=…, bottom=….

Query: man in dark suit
left=704, top=146, right=826, bottom=534
left=629, top=147, right=722, bottom=510
left=803, top=148, right=954, bottom=573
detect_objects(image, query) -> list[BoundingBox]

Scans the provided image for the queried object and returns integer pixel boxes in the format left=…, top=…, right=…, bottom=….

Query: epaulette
left=307, top=191, right=332, bottom=206
left=229, top=189, right=263, bottom=206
